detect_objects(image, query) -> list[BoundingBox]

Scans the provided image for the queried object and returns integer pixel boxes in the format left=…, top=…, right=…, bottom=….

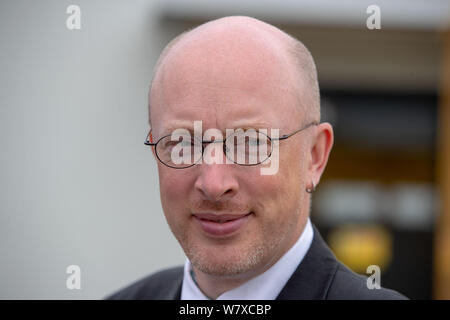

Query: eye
left=247, top=137, right=260, bottom=146
left=179, top=139, right=194, bottom=147
left=160, top=136, right=195, bottom=149
left=162, top=139, right=179, bottom=148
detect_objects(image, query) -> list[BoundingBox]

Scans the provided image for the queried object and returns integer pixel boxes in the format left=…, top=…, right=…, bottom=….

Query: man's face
left=150, top=29, right=314, bottom=278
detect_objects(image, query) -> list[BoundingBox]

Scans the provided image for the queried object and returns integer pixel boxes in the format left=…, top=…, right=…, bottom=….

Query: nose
left=194, top=163, right=239, bottom=202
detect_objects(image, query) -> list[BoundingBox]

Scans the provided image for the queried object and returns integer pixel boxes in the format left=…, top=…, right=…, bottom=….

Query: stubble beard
left=177, top=217, right=296, bottom=277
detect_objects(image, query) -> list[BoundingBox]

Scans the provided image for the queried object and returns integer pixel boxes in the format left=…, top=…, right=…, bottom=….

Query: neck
left=192, top=262, right=266, bottom=299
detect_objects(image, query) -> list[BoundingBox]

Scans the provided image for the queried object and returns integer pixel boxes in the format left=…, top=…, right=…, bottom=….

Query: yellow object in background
left=328, top=224, right=393, bottom=274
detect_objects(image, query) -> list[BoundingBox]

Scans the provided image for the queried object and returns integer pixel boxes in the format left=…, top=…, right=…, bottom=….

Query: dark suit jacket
left=107, top=225, right=407, bottom=300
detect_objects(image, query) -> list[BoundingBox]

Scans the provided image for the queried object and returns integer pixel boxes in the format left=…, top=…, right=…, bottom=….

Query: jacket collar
left=276, top=225, right=339, bottom=299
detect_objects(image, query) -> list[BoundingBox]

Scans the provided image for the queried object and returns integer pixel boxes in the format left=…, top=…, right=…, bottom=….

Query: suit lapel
left=276, top=225, right=339, bottom=300
left=168, top=272, right=183, bottom=300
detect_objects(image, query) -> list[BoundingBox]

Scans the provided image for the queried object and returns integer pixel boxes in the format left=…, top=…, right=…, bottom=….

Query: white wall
left=0, top=0, right=186, bottom=299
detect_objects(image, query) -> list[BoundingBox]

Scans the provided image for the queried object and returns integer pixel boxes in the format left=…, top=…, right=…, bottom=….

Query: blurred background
left=0, top=0, right=449, bottom=299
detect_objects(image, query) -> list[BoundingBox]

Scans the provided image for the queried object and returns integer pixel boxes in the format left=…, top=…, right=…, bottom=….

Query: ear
left=308, top=122, right=334, bottom=186
left=147, top=131, right=157, bottom=158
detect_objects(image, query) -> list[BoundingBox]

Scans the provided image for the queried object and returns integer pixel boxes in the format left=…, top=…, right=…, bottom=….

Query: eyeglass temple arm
left=272, top=122, right=319, bottom=141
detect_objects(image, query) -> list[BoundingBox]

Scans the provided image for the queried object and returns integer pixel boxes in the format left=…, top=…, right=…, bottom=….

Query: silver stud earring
left=306, top=181, right=316, bottom=193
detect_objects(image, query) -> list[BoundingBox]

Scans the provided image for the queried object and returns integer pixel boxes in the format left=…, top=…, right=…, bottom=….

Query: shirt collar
left=181, top=218, right=314, bottom=300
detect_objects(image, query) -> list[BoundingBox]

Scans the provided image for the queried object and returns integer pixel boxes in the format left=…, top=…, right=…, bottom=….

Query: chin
left=187, top=242, right=267, bottom=277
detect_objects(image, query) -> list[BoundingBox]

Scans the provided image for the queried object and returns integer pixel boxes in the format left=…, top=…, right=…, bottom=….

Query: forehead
left=150, top=26, right=305, bottom=136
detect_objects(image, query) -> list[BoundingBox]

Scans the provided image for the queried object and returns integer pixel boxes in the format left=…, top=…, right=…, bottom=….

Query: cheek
left=248, top=151, right=305, bottom=216
left=158, top=166, right=194, bottom=214
left=254, top=173, right=301, bottom=209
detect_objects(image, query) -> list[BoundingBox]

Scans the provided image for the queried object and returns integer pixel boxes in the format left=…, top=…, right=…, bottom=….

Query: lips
left=193, top=212, right=252, bottom=237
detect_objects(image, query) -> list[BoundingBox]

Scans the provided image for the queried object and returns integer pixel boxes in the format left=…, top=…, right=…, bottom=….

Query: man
left=108, top=16, right=406, bottom=300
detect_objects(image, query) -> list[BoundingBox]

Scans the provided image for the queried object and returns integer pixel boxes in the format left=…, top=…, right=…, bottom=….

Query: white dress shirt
left=181, top=218, right=314, bottom=300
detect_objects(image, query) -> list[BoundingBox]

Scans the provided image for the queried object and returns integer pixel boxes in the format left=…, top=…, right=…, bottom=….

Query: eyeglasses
left=144, top=121, right=318, bottom=169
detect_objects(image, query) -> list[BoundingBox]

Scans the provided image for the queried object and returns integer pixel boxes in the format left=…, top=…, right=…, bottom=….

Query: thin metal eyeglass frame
left=144, top=121, right=319, bottom=169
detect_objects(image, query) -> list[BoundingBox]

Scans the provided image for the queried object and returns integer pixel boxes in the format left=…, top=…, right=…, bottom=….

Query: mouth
left=192, top=212, right=252, bottom=237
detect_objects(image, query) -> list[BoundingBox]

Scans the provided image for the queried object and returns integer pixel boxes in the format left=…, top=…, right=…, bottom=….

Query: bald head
left=149, top=16, right=320, bottom=128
